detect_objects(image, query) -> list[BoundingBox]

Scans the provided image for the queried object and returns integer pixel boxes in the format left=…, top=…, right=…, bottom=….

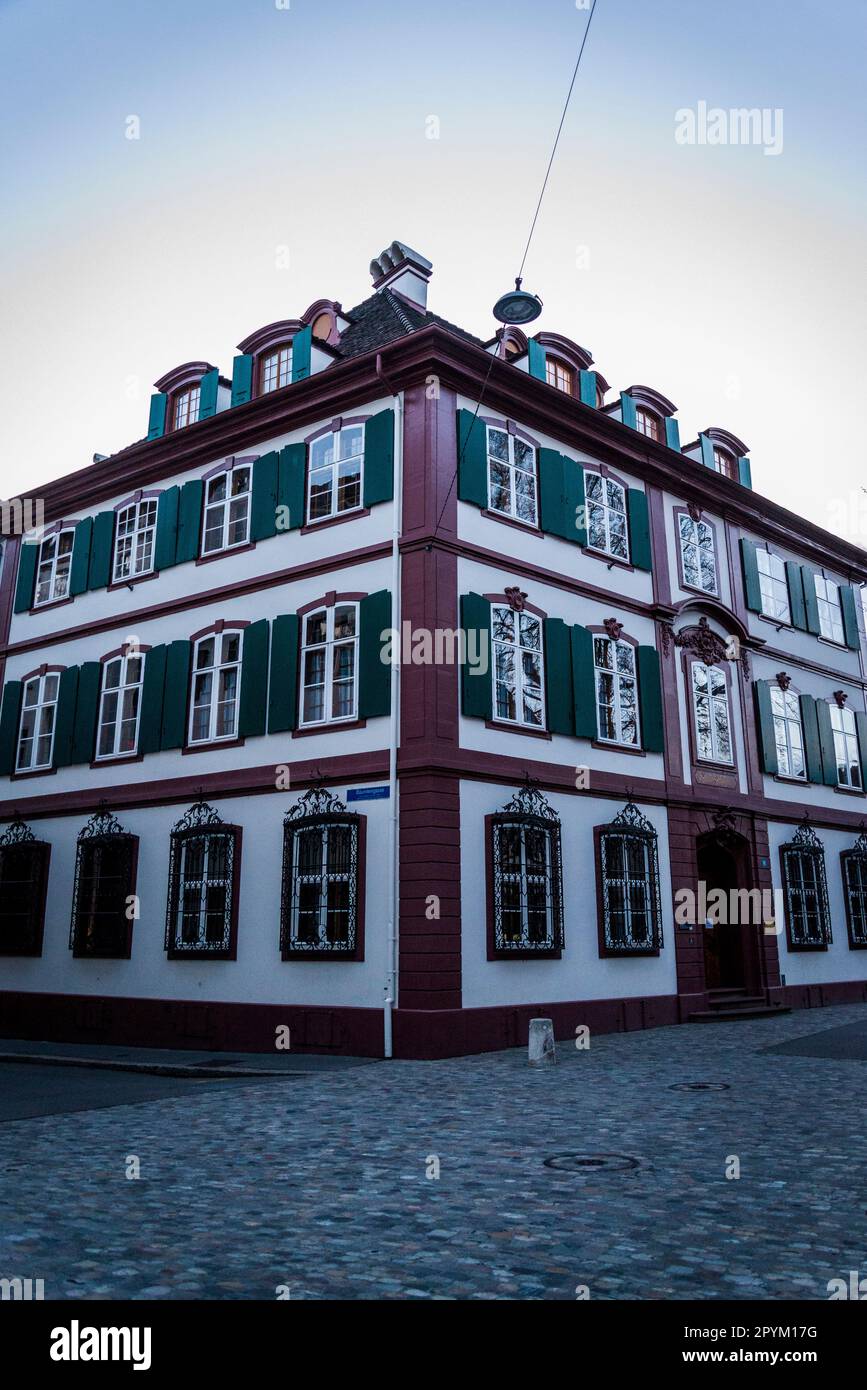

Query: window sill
left=485, top=720, right=552, bottom=741
left=585, top=547, right=635, bottom=575
left=182, top=736, right=246, bottom=755
left=166, top=948, right=237, bottom=962
left=195, top=540, right=256, bottom=567
left=680, top=580, right=720, bottom=602
left=772, top=774, right=809, bottom=786
left=488, top=947, right=563, bottom=962
left=756, top=613, right=793, bottom=633
left=292, top=718, right=366, bottom=738
left=591, top=739, right=646, bottom=757
left=71, top=948, right=132, bottom=961
left=599, top=946, right=662, bottom=959
left=0, top=947, right=43, bottom=958
left=91, top=753, right=145, bottom=769
left=31, top=595, right=73, bottom=614
left=108, top=571, right=158, bottom=593
left=786, top=941, right=830, bottom=953
left=281, top=948, right=363, bottom=962
left=480, top=508, right=543, bottom=536
left=301, top=507, right=370, bottom=535
left=833, top=784, right=866, bottom=797
left=11, top=766, right=57, bottom=781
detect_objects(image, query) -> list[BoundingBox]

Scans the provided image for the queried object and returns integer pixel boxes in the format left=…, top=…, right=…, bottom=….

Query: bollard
left=528, top=1018, right=556, bottom=1066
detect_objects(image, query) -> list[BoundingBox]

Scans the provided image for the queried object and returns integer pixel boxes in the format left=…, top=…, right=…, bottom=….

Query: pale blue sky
left=2, top=0, right=865, bottom=542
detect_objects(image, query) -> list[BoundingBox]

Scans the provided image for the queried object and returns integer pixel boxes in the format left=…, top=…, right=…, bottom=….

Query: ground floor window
left=780, top=821, right=831, bottom=948
left=69, top=810, right=138, bottom=958
left=488, top=783, right=563, bottom=957
left=596, top=803, right=663, bottom=954
left=0, top=818, right=50, bottom=956
left=841, top=831, right=867, bottom=949
left=165, top=801, right=240, bottom=959
left=281, top=787, right=363, bottom=958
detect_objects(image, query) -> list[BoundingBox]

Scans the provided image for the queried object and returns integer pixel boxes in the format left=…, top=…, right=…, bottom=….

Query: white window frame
left=189, top=631, right=243, bottom=746
left=635, top=408, right=660, bottom=442
left=830, top=704, right=862, bottom=790
left=306, top=424, right=365, bottom=524
left=594, top=636, right=640, bottom=747
left=757, top=549, right=790, bottom=623
left=174, top=385, right=200, bottom=430
left=492, top=605, right=545, bottom=730
left=692, top=661, right=733, bottom=765
left=815, top=575, right=845, bottom=645
left=16, top=672, right=60, bottom=772
left=300, top=603, right=360, bottom=727
left=113, top=499, right=158, bottom=583
left=584, top=470, right=629, bottom=561
left=545, top=358, right=573, bottom=396
left=95, top=653, right=145, bottom=760
left=202, top=464, right=252, bottom=556
left=261, top=344, right=293, bottom=393
left=678, top=513, right=718, bottom=596
left=486, top=426, right=538, bottom=527
left=770, top=687, right=806, bottom=780
left=34, top=529, right=74, bottom=607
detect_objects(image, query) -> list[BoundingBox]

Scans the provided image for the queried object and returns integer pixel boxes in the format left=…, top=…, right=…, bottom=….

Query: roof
left=337, top=290, right=485, bottom=359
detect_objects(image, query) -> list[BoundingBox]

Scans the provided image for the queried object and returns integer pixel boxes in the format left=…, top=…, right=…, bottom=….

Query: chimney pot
left=370, top=240, right=433, bottom=310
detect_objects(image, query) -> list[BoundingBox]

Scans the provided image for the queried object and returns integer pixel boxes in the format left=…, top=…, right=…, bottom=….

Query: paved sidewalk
left=0, top=1038, right=376, bottom=1077
left=1, top=1004, right=866, bottom=1300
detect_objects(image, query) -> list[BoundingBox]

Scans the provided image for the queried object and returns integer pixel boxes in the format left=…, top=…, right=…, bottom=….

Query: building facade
left=1, top=241, right=866, bottom=1059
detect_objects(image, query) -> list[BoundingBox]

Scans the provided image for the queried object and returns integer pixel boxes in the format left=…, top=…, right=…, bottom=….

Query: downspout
left=376, top=354, right=402, bottom=1059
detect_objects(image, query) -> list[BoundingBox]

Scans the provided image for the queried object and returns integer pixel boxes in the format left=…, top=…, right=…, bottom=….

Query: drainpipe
left=376, top=354, right=402, bottom=1059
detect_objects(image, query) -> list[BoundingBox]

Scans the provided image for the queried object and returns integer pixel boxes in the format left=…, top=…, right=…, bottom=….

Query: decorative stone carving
left=504, top=586, right=527, bottom=612
left=603, top=617, right=624, bottom=643
left=776, top=672, right=792, bottom=691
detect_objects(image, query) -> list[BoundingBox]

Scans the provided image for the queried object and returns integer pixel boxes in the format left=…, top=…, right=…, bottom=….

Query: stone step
left=688, top=1005, right=792, bottom=1024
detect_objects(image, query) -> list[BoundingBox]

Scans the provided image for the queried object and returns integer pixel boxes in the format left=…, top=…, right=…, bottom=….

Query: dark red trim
left=292, top=719, right=367, bottom=739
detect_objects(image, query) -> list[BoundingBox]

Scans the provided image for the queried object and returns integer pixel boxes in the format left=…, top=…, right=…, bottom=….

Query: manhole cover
left=543, top=1153, right=644, bottom=1174
left=668, top=1082, right=730, bottom=1092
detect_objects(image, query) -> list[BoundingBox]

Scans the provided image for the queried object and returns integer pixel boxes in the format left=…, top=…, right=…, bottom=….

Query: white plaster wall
left=766, top=819, right=867, bottom=986
left=459, top=780, right=677, bottom=1008
left=0, top=787, right=391, bottom=1008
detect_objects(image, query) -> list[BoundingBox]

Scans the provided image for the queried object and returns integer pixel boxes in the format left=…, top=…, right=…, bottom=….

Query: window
left=486, top=427, right=538, bottom=526
left=815, top=576, right=845, bottom=644
left=261, top=344, right=293, bottom=393
left=756, top=549, right=790, bottom=623
left=488, top=784, right=563, bottom=956
left=635, top=409, right=660, bottom=442
left=713, top=448, right=737, bottom=480
left=585, top=470, right=628, bottom=561
left=96, top=652, right=144, bottom=759
left=308, top=425, right=364, bottom=523
left=281, top=787, right=362, bottom=958
left=190, top=631, right=242, bottom=744
left=492, top=605, right=544, bottom=729
left=301, top=603, right=358, bottom=726
left=114, top=499, right=157, bottom=581
left=174, top=385, right=200, bottom=429
left=841, top=832, right=867, bottom=948
left=0, top=819, right=49, bottom=957
left=34, top=530, right=74, bottom=606
left=829, top=703, right=862, bottom=790
left=597, top=802, right=663, bottom=954
left=202, top=464, right=251, bottom=554
left=780, top=821, right=831, bottom=948
left=678, top=513, right=718, bottom=595
left=545, top=358, right=574, bottom=395
left=770, top=687, right=805, bottom=779
left=16, top=672, right=59, bottom=772
left=166, top=801, right=239, bottom=958
left=594, top=635, right=639, bottom=747
left=692, top=663, right=733, bottom=764
left=69, top=810, right=138, bottom=959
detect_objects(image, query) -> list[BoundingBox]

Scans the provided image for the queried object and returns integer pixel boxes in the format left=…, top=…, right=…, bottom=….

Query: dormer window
left=545, top=358, right=574, bottom=396
left=635, top=409, right=661, bottom=442
left=173, top=385, right=201, bottom=430
left=261, top=344, right=293, bottom=394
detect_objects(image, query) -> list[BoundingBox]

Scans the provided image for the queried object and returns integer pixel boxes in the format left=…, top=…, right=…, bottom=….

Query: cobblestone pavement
left=2, top=1004, right=866, bottom=1301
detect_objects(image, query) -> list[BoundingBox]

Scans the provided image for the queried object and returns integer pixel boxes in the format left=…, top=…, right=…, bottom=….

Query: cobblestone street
left=2, top=1004, right=866, bottom=1301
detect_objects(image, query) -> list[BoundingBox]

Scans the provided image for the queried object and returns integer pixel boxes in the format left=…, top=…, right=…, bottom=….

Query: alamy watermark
left=675, top=101, right=783, bottom=157
left=1, top=496, right=45, bottom=539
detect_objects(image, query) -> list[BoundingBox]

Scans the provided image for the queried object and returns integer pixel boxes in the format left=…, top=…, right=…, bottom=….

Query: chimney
left=370, top=240, right=433, bottom=311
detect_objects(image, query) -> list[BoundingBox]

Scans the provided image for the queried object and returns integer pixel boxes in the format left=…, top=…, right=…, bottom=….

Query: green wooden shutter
left=0, top=682, right=23, bottom=776
left=69, top=519, right=93, bottom=596
left=358, top=591, right=392, bottom=720
left=231, top=354, right=253, bottom=407
left=638, top=646, right=664, bottom=752
left=740, top=539, right=763, bottom=613
left=138, top=645, right=167, bottom=755
left=801, top=566, right=821, bottom=635
left=53, top=667, right=80, bottom=768
left=251, top=452, right=279, bottom=542
left=160, top=641, right=192, bottom=750
left=799, top=694, right=823, bottom=783
left=456, top=409, right=488, bottom=509
left=579, top=369, right=597, bottom=407
left=527, top=339, right=546, bottom=381
left=565, top=458, right=586, bottom=546
left=754, top=681, right=779, bottom=775
left=665, top=417, right=681, bottom=451
left=855, top=710, right=867, bottom=791
left=176, top=480, right=204, bottom=564
left=570, top=625, right=597, bottom=739
left=154, top=487, right=180, bottom=571
left=268, top=615, right=299, bottom=734
left=620, top=392, right=637, bottom=431
left=277, top=444, right=306, bottom=531
left=88, top=512, right=115, bottom=590
left=539, top=449, right=566, bottom=537
left=363, top=408, right=395, bottom=507
left=627, top=489, right=652, bottom=572
left=737, top=456, right=752, bottom=489
left=147, top=393, right=167, bottom=440
left=699, top=433, right=716, bottom=469
left=291, top=326, right=312, bottom=382
left=841, top=585, right=861, bottom=651
left=198, top=369, right=219, bottom=420
left=460, top=593, right=492, bottom=721
left=786, top=561, right=808, bottom=631
left=72, top=661, right=101, bottom=765
left=238, top=620, right=269, bottom=738
left=815, top=698, right=839, bottom=786
left=13, top=544, right=38, bottom=613
left=544, top=619, right=574, bottom=735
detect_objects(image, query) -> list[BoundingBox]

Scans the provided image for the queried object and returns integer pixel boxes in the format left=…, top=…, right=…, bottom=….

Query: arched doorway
left=697, top=831, right=753, bottom=991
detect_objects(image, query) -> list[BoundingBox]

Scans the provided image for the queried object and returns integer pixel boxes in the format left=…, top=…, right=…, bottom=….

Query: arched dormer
left=524, top=331, right=609, bottom=408
left=685, top=427, right=752, bottom=488
left=231, top=314, right=341, bottom=407
left=301, top=299, right=350, bottom=348
left=148, top=361, right=226, bottom=440
left=611, top=384, right=681, bottom=451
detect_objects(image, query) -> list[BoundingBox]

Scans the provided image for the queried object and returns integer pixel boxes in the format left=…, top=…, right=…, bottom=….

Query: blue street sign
left=347, top=786, right=390, bottom=802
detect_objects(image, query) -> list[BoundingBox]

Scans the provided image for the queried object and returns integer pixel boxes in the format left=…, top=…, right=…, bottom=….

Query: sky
left=1, top=0, right=866, bottom=547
